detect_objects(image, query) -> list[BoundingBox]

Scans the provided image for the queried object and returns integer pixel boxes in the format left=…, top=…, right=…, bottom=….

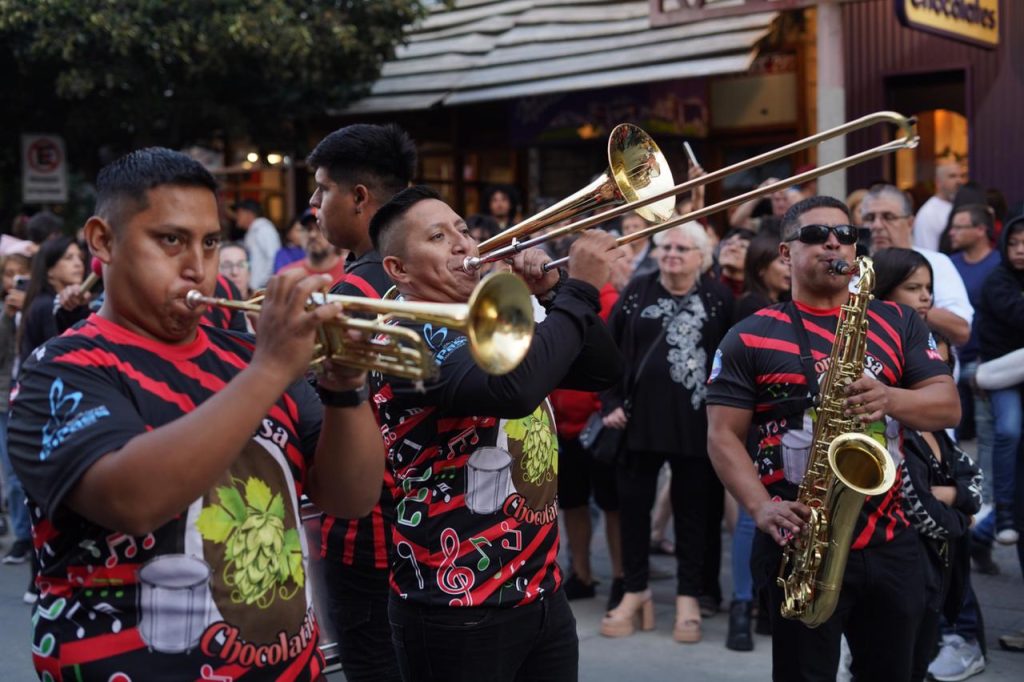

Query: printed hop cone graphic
left=198, top=477, right=303, bottom=608
left=506, top=407, right=557, bottom=485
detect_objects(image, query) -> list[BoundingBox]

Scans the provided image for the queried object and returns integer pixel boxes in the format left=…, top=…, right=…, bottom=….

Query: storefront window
left=894, top=109, right=968, bottom=192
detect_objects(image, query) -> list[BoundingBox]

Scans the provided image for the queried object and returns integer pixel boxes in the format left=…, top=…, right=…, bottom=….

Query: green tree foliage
left=0, top=0, right=427, bottom=210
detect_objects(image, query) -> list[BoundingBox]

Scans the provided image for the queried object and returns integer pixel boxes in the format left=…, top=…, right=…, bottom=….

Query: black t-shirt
left=319, top=250, right=396, bottom=590
left=606, top=271, right=733, bottom=456
left=371, top=279, right=619, bottom=608
left=8, top=315, right=327, bottom=680
left=707, top=298, right=950, bottom=548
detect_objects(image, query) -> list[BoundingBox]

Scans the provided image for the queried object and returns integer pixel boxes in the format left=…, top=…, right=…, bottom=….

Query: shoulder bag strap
left=786, top=301, right=821, bottom=407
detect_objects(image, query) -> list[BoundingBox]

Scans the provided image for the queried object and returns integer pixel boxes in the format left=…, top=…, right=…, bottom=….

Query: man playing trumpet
left=8, top=148, right=384, bottom=681
left=369, top=185, right=623, bottom=681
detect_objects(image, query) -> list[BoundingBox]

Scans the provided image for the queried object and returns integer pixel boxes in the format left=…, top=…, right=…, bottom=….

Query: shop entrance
left=885, top=70, right=968, bottom=203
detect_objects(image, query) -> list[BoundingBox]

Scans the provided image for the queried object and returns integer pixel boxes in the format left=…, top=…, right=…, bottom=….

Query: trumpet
left=185, top=272, right=535, bottom=380
left=465, top=111, right=918, bottom=273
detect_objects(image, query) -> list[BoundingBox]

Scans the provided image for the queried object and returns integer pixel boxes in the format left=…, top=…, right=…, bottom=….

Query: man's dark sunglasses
left=784, top=224, right=859, bottom=245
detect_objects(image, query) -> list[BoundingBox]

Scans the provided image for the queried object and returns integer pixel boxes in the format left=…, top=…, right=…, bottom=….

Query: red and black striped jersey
left=201, top=275, right=248, bottom=332
left=8, top=315, right=326, bottom=681
left=319, top=250, right=396, bottom=588
left=707, top=299, right=951, bottom=548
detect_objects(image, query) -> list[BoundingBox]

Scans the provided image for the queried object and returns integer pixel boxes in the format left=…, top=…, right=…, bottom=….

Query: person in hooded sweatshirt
left=975, top=213, right=1024, bottom=562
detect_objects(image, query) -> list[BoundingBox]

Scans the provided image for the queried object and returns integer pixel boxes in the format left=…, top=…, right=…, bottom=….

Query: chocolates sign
left=896, top=0, right=999, bottom=48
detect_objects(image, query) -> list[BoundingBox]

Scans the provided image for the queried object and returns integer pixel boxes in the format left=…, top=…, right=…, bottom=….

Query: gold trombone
left=465, top=123, right=676, bottom=270
left=464, top=111, right=918, bottom=273
left=186, top=271, right=535, bottom=380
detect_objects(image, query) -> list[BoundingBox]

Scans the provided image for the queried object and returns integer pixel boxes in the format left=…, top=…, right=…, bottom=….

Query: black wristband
left=537, top=268, right=568, bottom=306
left=317, top=383, right=368, bottom=408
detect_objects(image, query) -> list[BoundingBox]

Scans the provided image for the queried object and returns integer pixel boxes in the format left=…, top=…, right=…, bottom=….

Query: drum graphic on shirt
left=465, top=447, right=516, bottom=514
left=138, top=554, right=213, bottom=653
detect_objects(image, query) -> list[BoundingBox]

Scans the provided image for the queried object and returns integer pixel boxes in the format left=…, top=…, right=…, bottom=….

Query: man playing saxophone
left=707, top=196, right=960, bottom=681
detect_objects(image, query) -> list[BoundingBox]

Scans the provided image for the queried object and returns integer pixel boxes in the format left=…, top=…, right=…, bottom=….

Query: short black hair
left=952, top=203, right=995, bottom=240
left=307, top=124, right=417, bottom=201
left=369, top=185, right=442, bottom=256
left=95, top=147, right=217, bottom=231
left=781, top=195, right=851, bottom=240
left=26, top=210, right=64, bottom=244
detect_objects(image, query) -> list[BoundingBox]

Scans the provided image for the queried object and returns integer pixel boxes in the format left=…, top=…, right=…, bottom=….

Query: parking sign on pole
left=22, top=134, right=68, bottom=204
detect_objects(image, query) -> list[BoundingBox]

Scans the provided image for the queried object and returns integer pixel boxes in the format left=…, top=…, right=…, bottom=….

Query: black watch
left=317, top=383, right=369, bottom=408
left=537, top=268, right=568, bottom=305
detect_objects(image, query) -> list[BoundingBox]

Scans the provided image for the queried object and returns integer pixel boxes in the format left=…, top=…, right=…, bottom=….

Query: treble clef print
left=437, top=528, right=474, bottom=606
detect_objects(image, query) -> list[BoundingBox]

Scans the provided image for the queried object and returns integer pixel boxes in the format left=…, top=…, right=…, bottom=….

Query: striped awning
left=344, top=0, right=777, bottom=113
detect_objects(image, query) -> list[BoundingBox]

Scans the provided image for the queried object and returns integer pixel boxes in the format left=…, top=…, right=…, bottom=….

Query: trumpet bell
left=607, top=123, right=675, bottom=224
left=467, top=272, right=535, bottom=375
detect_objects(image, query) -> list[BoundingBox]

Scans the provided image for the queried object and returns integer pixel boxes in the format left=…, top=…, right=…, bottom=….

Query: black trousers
left=323, top=566, right=401, bottom=682
left=388, top=589, right=578, bottom=682
left=617, top=452, right=723, bottom=596
left=753, top=528, right=926, bottom=682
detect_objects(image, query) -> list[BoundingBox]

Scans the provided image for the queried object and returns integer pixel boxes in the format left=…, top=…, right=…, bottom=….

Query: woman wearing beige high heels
left=600, top=222, right=733, bottom=642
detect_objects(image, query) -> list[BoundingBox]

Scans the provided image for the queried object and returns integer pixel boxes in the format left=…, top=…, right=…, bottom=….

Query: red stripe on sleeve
left=754, top=307, right=791, bottom=323
left=55, top=348, right=196, bottom=412
left=739, top=333, right=801, bottom=355
left=867, top=308, right=903, bottom=356
left=755, top=373, right=807, bottom=385
left=343, top=274, right=382, bottom=299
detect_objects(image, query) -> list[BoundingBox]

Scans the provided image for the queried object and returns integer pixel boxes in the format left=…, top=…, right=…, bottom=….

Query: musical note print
left=469, top=537, right=492, bottom=571
left=437, top=528, right=474, bottom=606
left=396, top=541, right=425, bottom=589
left=397, top=468, right=433, bottom=527
left=104, top=532, right=156, bottom=568
left=199, top=664, right=234, bottom=681
left=499, top=521, right=522, bottom=551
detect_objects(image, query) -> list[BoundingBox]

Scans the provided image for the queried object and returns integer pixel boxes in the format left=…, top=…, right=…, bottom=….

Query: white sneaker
left=22, top=590, right=37, bottom=605
left=928, top=634, right=986, bottom=681
left=995, top=527, right=1019, bottom=544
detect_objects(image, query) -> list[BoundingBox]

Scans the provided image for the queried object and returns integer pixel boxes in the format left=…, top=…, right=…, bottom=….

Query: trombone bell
left=468, top=124, right=675, bottom=268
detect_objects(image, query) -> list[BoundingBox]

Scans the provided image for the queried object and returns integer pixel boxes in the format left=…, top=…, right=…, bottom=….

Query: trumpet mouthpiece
left=462, top=256, right=481, bottom=272
left=185, top=290, right=207, bottom=310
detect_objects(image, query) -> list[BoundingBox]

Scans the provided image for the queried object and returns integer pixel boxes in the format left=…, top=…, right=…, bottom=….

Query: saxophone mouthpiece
left=830, top=260, right=854, bottom=275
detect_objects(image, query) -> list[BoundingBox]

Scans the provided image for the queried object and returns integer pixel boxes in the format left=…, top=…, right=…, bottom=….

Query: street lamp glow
left=267, top=153, right=283, bottom=165
left=246, top=152, right=259, bottom=163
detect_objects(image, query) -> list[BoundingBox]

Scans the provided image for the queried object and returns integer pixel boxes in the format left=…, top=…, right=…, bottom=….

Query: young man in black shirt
left=8, top=148, right=384, bottom=681
left=370, top=185, right=622, bottom=681
left=707, top=195, right=960, bottom=681
left=305, top=123, right=416, bottom=681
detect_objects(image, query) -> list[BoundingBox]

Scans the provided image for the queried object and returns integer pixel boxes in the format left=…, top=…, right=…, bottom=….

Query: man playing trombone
left=8, top=148, right=385, bottom=681
left=369, top=185, right=622, bottom=682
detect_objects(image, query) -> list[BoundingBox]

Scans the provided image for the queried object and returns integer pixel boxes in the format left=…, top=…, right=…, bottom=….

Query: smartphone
left=13, top=275, right=29, bottom=292
left=683, top=141, right=699, bottom=168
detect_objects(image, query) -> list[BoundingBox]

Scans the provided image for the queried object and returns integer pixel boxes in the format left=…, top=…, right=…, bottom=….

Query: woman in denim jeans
left=976, top=214, right=1024, bottom=547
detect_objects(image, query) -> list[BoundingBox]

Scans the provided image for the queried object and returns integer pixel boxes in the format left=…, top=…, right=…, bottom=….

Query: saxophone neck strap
left=786, top=301, right=821, bottom=407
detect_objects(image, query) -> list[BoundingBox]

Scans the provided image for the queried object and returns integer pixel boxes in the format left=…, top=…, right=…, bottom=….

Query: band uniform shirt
left=371, top=279, right=621, bottom=608
left=8, top=314, right=327, bottom=681
left=318, top=249, right=395, bottom=591
left=706, top=299, right=951, bottom=548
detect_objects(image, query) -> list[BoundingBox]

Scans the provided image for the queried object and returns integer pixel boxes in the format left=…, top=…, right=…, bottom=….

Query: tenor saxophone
left=777, top=257, right=897, bottom=627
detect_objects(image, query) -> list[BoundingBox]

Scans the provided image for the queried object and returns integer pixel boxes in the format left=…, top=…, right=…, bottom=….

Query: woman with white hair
left=599, top=221, right=734, bottom=643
